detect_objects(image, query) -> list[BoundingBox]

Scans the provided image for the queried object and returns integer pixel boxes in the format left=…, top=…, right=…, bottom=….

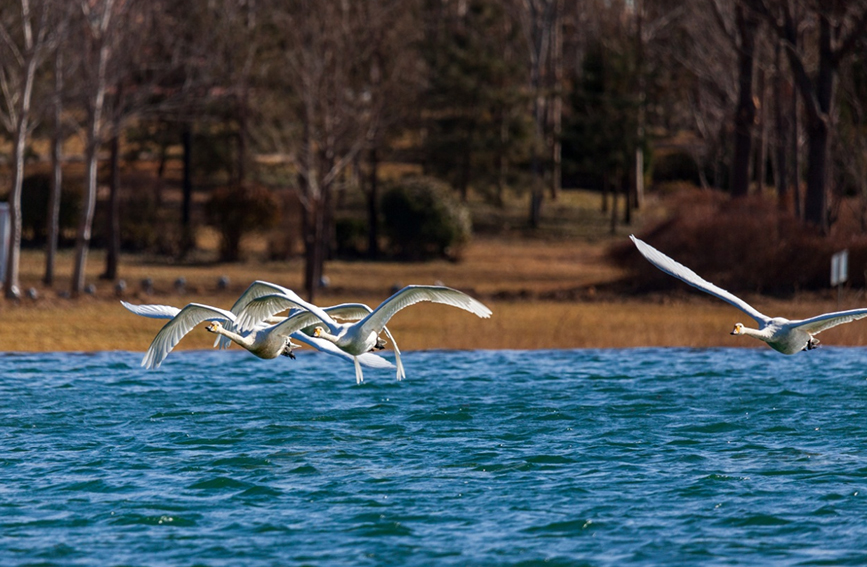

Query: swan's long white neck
left=314, top=327, right=341, bottom=343
left=212, top=325, right=255, bottom=349
left=738, top=325, right=773, bottom=342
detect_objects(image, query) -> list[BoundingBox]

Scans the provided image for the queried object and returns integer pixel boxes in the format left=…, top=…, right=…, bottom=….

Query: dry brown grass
left=4, top=234, right=867, bottom=354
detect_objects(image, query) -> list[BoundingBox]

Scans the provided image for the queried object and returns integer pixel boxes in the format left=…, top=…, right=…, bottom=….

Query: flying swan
left=130, top=289, right=335, bottom=369
left=213, top=280, right=407, bottom=380
left=121, top=301, right=396, bottom=372
left=631, top=234, right=867, bottom=354
left=234, top=285, right=493, bottom=383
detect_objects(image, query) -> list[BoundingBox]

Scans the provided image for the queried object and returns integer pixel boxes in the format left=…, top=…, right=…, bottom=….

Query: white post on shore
left=0, top=203, right=9, bottom=284
left=831, top=249, right=849, bottom=308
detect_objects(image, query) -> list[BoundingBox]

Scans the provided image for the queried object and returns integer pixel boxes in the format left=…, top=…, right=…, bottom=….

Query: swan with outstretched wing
left=122, top=301, right=396, bottom=371
left=234, top=285, right=492, bottom=383
left=631, top=235, right=867, bottom=354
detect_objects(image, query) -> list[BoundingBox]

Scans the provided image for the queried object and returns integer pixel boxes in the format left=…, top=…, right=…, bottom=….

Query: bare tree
left=259, top=0, right=409, bottom=300
left=44, top=46, right=65, bottom=286
left=358, top=0, right=423, bottom=259
left=100, top=1, right=185, bottom=279
left=750, top=0, right=867, bottom=231
left=0, top=0, right=60, bottom=298
left=512, top=0, right=560, bottom=228
left=68, top=0, right=118, bottom=295
left=710, top=0, right=760, bottom=198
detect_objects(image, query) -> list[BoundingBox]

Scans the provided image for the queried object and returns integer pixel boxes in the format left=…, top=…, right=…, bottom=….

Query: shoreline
left=5, top=292, right=867, bottom=353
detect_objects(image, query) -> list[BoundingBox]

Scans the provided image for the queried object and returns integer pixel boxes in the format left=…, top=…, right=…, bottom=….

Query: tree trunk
left=459, top=134, right=471, bottom=202
left=72, top=19, right=110, bottom=296
left=5, top=118, right=27, bottom=300
left=303, top=199, right=325, bottom=303
left=755, top=66, right=767, bottom=194
left=800, top=16, right=836, bottom=231
left=529, top=88, right=545, bottom=227
left=730, top=3, right=758, bottom=198
left=601, top=171, right=609, bottom=213
left=803, top=120, right=830, bottom=229
left=4, top=45, right=40, bottom=299
left=548, top=0, right=563, bottom=200
left=72, top=132, right=100, bottom=296
left=622, top=169, right=632, bottom=225
left=180, top=126, right=194, bottom=256
left=101, top=130, right=121, bottom=280
left=367, top=147, right=379, bottom=258
left=45, top=51, right=63, bottom=287
left=609, top=173, right=618, bottom=235
left=236, top=86, right=249, bottom=186
left=773, top=42, right=789, bottom=210
left=496, top=112, right=509, bottom=208
left=791, top=71, right=801, bottom=218
left=182, top=127, right=193, bottom=226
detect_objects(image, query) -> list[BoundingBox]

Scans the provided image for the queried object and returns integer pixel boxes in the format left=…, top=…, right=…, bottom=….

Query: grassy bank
left=3, top=235, right=866, bottom=354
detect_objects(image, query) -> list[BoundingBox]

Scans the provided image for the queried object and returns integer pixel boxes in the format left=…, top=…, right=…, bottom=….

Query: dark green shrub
left=207, top=184, right=280, bottom=261
left=380, top=176, right=471, bottom=260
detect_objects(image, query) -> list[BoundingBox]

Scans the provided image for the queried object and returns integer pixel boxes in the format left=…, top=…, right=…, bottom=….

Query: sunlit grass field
left=3, top=232, right=866, bottom=355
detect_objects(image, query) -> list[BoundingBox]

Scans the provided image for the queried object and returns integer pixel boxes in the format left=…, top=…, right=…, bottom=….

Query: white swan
left=221, top=280, right=407, bottom=380
left=234, top=285, right=493, bottom=383
left=121, top=301, right=395, bottom=371
left=631, top=234, right=867, bottom=354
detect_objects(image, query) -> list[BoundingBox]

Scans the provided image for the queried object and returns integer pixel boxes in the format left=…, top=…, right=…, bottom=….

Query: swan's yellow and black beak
left=313, top=326, right=323, bottom=338
left=730, top=323, right=743, bottom=335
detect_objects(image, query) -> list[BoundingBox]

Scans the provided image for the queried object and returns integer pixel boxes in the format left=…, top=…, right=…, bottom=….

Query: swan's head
left=206, top=321, right=223, bottom=333
left=730, top=323, right=745, bottom=336
left=313, top=326, right=324, bottom=338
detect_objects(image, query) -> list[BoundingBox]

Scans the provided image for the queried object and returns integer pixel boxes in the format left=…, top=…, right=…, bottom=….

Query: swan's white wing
left=357, top=285, right=492, bottom=336
left=323, top=303, right=374, bottom=321
left=290, top=332, right=396, bottom=369
left=212, top=281, right=296, bottom=349
left=228, top=280, right=294, bottom=314
left=121, top=301, right=181, bottom=319
left=268, top=307, right=334, bottom=339
left=142, top=303, right=236, bottom=370
left=630, top=235, right=770, bottom=326
left=788, top=308, right=867, bottom=335
left=236, top=293, right=337, bottom=335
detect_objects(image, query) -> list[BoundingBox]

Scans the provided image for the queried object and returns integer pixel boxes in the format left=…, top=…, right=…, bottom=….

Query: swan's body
left=235, top=285, right=492, bottom=383
left=122, top=301, right=395, bottom=371
left=135, top=302, right=322, bottom=369
left=631, top=235, right=867, bottom=354
left=228, top=281, right=410, bottom=382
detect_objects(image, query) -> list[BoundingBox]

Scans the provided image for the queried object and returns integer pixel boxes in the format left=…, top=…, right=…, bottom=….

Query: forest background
left=1, top=0, right=867, bottom=353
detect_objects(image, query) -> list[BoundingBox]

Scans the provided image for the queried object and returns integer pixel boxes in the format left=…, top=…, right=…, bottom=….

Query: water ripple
left=2, top=348, right=867, bottom=566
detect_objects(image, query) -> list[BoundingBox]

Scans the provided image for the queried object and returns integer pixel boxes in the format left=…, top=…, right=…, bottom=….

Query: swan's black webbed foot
left=374, top=336, right=387, bottom=350
left=805, top=337, right=821, bottom=351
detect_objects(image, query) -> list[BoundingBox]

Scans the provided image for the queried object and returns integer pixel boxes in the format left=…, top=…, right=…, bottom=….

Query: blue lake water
left=2, top=347, right=867, bottom=566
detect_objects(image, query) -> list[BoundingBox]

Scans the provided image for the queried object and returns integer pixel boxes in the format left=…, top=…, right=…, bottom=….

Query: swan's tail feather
left=394, top=351, right=405, bottom=381
left=353, top=356, right=364, bottom=384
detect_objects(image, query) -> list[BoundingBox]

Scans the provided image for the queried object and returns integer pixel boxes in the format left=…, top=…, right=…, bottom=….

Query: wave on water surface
left=2, top=347, right=867, bottom=565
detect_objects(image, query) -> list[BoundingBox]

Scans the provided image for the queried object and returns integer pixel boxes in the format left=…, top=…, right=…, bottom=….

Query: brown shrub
left=618, top=188, right=867, bottom=293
